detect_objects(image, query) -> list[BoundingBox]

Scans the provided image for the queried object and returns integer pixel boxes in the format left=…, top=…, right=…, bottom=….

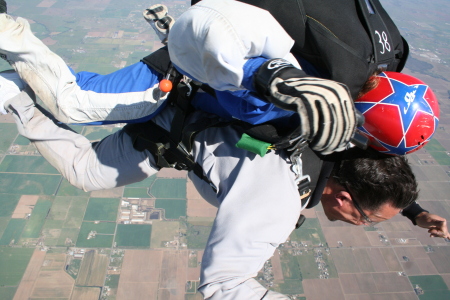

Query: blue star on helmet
left=377, top=138, right=419, bottom=155
left=382, top=78, right=432, bottom=133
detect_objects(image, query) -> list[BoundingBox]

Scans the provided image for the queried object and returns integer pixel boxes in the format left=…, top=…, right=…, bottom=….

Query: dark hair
left=333, top=148, right=418, bottom=211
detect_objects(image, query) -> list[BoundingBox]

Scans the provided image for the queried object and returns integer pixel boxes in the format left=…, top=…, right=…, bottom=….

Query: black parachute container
left=190, top=0, right=409, bottom=99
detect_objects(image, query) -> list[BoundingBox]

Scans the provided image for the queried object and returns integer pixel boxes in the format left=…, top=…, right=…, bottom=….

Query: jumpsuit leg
left=6, top=88, right=160, bottom=191
left=0, top=14, right=166, bottom=124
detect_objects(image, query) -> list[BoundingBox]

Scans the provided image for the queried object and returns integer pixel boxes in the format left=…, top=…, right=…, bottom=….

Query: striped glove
left=143, top=4, right=175, bottom=45
left=254, top=59, right=357, bottom=154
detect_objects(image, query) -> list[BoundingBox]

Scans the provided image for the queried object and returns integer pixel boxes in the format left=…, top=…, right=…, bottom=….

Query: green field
left=155, top=199, right=186, bottom=219
left=56, top=179, right=91, bottom=196
left=277, top=279, right=304, bottom=295
left=185, top=223, right=213, bottom=249
left=0, top=124, right=17, bottom=156
left=289, top=218, right=327, bottom=246
left=150, top=178, right=187, bottom=199
left=115, top=224, right=152, bottom=248
left=48, top=197, right=72, bottom=220
left=57, top=227, right=81, bottom=246
left=83, top=198, right=120, bottom=222
left=21, top=199, right=53, bottom=238
left=428, top=151, right=450, bottom=165
left=0, top=218, right=9, bottom=238
left=151, top=221, right=180, bottom=248
left=105, top=274, right=121, bottom=289
left=409, top=275, right=449, bottom=291
left=13, top=135, right=31, bottom=146
left=0, top=194, right=20, bottom=218
left=0, top=247, right=34, bottom=286
left=126, top=174, right=157, bottom=188
left=123, top=187, right=150, bottom=198
left=76, top=221, right=116, bottom=248
left=0, top=219, right=27, bottom=245
left=0, top=173, right=61, bottom=195
left=0, top=286, right=17, bottom=300
left=409, top=275, right=450, bottom=300
left=425, top=139, right=447, bottom=151
left=0, top=155, right=59, bottom=174
left=63, top=197, right=89, bottom=228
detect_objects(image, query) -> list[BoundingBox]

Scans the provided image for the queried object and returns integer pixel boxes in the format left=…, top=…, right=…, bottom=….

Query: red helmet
left=354, top=71, right=440, bottom=155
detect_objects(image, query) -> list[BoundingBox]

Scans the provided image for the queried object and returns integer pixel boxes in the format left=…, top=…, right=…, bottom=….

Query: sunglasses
left=343, top=183, right=379, bottom=226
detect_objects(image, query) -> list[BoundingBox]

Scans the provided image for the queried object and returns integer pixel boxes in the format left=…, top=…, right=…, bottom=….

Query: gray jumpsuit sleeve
left=191, top=124, right=303, bottom=299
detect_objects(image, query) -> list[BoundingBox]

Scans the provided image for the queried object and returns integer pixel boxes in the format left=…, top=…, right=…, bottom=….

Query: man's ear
left=334, top=190, right=352, bottom=207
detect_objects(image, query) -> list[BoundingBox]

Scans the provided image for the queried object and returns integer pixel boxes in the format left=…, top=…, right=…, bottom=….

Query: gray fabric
left=8, top=90, right=301, bottom=299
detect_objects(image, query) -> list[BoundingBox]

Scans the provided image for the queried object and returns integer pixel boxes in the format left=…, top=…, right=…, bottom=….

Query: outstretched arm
left=415, top=212, right=450, bottom=239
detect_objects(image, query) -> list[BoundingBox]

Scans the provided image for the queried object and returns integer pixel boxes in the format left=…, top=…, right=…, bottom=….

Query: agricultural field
left=115, top=224, right=152, bottom=248
left=0, top=247, right=34, bottom=286
left=21, top=198, right=53, bottom=239
left=76, top=221, right=116, bottom=248
left=155, top=199, right=187, bottom=219
left=150, top=178, right=187, bottom=199
left=76, top=250, right=109, bottom=287
left=83, top=198, right=120, bottom=222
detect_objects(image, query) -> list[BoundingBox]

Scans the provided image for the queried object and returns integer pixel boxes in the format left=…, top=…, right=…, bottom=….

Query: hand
left=415, top=212, right=450, bottom=239
left=255, top=59, right=357, bottom=155
left=143, top=4, right=175, bottom=45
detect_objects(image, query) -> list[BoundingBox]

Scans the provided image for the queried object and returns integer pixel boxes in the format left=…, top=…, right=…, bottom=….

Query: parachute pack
left=191, top=0, right=409, bottom=99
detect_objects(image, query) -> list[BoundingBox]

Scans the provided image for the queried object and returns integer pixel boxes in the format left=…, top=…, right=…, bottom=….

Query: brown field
left=0, top=113, right=15, bottom=123
left=365, top=231, right=388, bottom=247
left=380, top=248, right=403, bottom=272
left=381, top=221, right=412, bottom=232
left=271, top=250, right=284, bottom=282
left=91, top=186, right=124, bottom=198
left=12, top=195, right=39, bottom=218
left=13, top=249, right=46, bottom=300
left=339, top=273, right=378, bottom=294
left=70, top=287, right=101, bottom=300
left=303, top=278, right=345, bottom=300
left=76, top=250, right=109, bottom=286
left=118, top=249, right=190, bottom=300
left=427, top=246, right=450, bottom=273
left=365, top=248, right=391, bottom=273
left=330, top=248, right=360, bottom=273
left=352, top=249, right=375, bottom=273
left=37, top=0, right=57, bottom=8
left=32, top=270, right=74, bottom=298
left=187, top=250, right=202, bottom=281
left=323, top=226, right=371, bottom=247
left=301, top=207, right=317, bottom=218
left=371, top=272, right=412, bottom=293
left=157, top=169, right=187, bottom=178
left=186, top=180, right=217, bottom=218
left=42, top=37, right=57, bottom=46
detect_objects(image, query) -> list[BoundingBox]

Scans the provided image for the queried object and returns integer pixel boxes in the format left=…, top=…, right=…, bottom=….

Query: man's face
left=321, top=181, right=401, bottom=226
left=323, top=198, right=401, bottom=226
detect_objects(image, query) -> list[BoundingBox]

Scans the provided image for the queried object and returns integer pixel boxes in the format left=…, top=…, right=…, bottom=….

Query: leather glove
left=254, top=58, right=357, bottom=154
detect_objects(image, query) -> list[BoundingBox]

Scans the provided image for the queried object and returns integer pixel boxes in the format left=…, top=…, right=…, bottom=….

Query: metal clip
left=290, top=149, right=311, bottom=209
